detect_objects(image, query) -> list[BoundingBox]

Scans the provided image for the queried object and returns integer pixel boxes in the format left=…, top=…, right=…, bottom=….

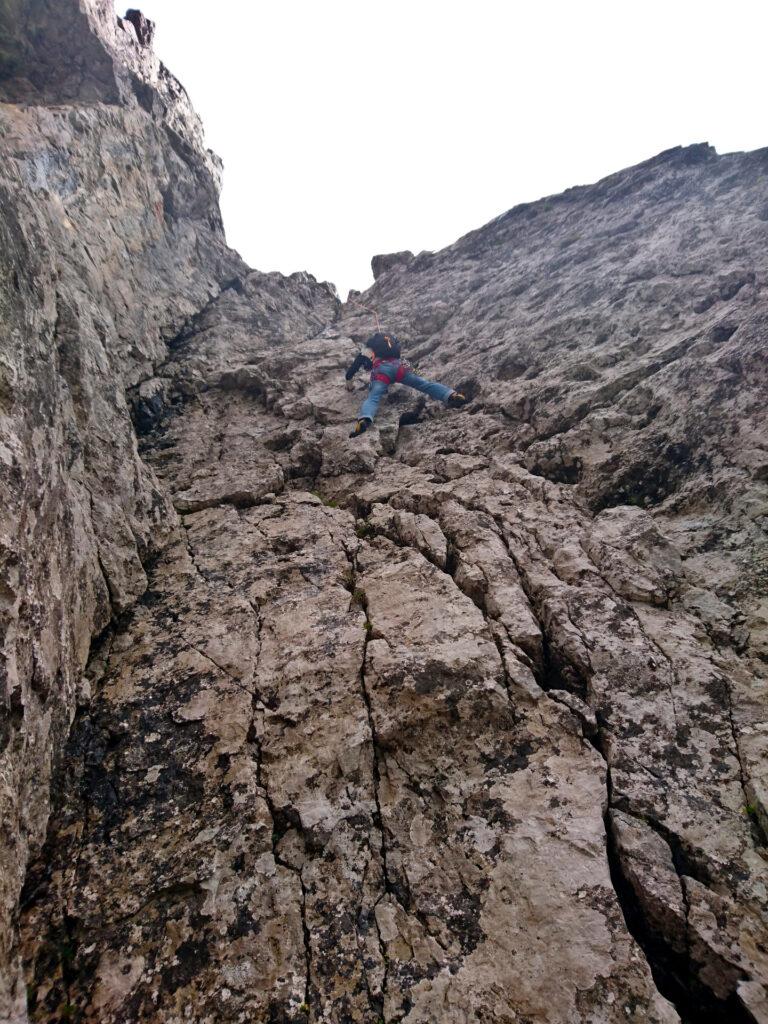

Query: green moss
left=310, top=491, right=338, bottom=509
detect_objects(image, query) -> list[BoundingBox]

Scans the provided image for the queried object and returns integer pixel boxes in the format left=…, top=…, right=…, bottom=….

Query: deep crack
left=344, top=542, right=391, bottom=1017
left=605, top=791, right=755, bottom=1024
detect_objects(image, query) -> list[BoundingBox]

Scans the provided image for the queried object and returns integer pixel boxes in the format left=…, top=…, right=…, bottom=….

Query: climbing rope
left=347, top=298, right=381, bottom=331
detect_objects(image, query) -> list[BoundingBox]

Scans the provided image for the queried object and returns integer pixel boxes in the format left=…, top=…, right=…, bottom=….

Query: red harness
left=371, top=357, right=409, bottom=385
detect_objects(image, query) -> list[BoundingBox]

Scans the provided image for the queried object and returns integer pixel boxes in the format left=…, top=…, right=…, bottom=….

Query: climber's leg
left=401, top=370, right=454, bottom=404
left=359, top=379, right=389, bottom=422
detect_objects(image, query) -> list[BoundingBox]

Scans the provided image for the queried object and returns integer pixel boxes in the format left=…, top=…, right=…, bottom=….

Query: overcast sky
left=136, top=0, right=766, bottom=298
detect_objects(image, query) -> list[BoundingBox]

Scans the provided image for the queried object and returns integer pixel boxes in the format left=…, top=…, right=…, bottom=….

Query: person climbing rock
left=345, top=331, right=466, bottom=437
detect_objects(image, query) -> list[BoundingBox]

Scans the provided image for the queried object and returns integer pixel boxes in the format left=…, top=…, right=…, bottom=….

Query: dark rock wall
left=1, top=4, right=766, bottom=1023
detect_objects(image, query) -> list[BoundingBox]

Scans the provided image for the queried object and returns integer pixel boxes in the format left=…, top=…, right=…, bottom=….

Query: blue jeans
left=359, top=361, right=453, bottom=421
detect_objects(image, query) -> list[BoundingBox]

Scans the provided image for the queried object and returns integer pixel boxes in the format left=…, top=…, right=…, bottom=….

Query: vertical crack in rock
left=614, top=597, right=682, bottom=738
left=355, top=858, right=385, bottom=1020
left=251, top=720, right=313, bottom=1015
left=605, top=798, right=756, bottom=1024
left=722, top=671, right=766, bottom=847
left=639, top=633, right=680, bottom=738
left=603, top=794, right=692, bottom=1021
left=297, top=874, right=312, bottom=1015
left=361, top=500, right=528, bottom=712
left=182, top=514, right=313, bottom=1016
left=483, top=503, right=759, bottom=1019
left=343, top=539, right=391, bottom=1015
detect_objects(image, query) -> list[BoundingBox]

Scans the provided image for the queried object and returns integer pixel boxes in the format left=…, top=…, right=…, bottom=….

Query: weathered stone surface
left=2, top=3, right=767, bottom=1023
left=610, top=810, right=688, bottom=954
left=371, top=251, right=415, bottom=281
left=0, top=0, right=245, bottom=1013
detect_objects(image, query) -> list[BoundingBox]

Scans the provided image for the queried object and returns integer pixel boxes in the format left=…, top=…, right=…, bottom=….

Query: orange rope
left=348, top=298, right=381, bottom=331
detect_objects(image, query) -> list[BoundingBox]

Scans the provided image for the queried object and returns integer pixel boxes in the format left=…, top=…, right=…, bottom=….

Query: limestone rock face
left=1, top=5, right=767, bottom=1024
left=0, top=1, right=244, bottom=1015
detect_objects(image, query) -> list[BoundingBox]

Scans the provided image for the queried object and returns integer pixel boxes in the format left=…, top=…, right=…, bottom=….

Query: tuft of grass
left=310, top=490, right=338, bottom=509
left=355, top=521, right=375, bottom=539
left=363, top=620, right=373, bottom=634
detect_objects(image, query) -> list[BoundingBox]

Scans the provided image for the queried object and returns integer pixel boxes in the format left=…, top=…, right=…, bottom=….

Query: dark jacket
left=344, top=332, right=402, bottom=380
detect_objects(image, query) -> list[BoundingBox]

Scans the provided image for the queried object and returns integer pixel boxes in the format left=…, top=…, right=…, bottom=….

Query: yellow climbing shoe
left=349, top=417, right=372, bottom=438
left=447, top=391, right=468, bottom=409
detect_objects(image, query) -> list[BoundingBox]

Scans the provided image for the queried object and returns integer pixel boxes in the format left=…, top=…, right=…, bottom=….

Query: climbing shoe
left=349, top=417, right=372, bottom=438
left=447, top=391, right=468, bottom=409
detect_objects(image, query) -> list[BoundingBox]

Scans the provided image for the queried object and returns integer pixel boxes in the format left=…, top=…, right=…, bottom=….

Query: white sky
left=135, top=0, right=766, bottom=298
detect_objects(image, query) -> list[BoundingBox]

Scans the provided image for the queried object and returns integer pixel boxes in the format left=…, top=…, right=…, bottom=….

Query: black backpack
left=366, top=331, right=401, bottom=359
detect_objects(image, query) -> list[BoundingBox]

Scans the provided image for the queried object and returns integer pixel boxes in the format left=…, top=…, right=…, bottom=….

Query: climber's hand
left=345, top=379, right=355, bottom=392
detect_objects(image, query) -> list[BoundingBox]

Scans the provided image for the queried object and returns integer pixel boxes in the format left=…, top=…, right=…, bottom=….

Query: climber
left=345, top=331, right=466, bottom=437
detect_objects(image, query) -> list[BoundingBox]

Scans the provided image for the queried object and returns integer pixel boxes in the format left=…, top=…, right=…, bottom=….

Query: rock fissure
left=187, top=643, right=254, bottom=693
left=356, top=857, right=388, bottom=1022
left=722, top=672, right=767, bottom=847
left=603, top=793, right=692, bottom=1019
left=345, top=546, right=393, bottom=1011
left=159, top=277, right=246, bottom=363
left=488, top=500, right=767, bottom=1018
left=606, top=799, right=756, bottom=1024
left=250, top=705, right=313, bottom=1014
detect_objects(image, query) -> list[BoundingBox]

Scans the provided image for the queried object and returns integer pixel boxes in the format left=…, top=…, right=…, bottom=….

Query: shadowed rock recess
left=1, top=5, right=767, bottom=1024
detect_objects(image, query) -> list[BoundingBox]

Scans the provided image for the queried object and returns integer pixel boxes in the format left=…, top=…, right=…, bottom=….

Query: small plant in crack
left=363, top=619, right=373, bottom=634
left=298, top=1002, right=310, bottom=1013
left=310, top=490, right=338, bottom=508
left=351, top=588, right=366, bottom=606
left=355, top=520, right=375, bottom=539
left=743, top=803, right=761, bottom=828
